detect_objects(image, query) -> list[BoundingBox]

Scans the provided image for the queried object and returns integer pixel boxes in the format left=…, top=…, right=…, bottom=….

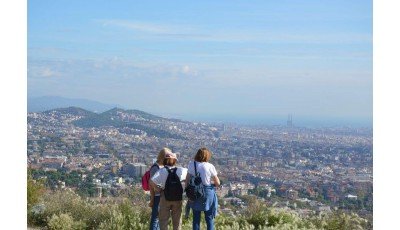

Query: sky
left=28, top=0, right=372, bottom=126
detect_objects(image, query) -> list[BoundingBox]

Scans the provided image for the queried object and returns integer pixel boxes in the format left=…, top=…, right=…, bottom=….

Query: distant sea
left=170, top=114, right=372, bottom=128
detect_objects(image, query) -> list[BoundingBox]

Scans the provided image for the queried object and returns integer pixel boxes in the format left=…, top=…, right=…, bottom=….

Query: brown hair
left=157, top=148, right=171, bottom=165
left=195, top=147, right=211, bottom=162
left=163, top=158, right=177, bottom=166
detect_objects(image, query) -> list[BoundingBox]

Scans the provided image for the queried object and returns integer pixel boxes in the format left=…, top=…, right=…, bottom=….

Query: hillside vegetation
left=71, top=107, right=186, bottom=139
left=28, top=178, right=371, bottom=230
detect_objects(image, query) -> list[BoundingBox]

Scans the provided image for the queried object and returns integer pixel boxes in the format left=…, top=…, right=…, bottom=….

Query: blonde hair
left=157, top=147, right=171, bottom=165
left=195, top=147, right=211, bottom=162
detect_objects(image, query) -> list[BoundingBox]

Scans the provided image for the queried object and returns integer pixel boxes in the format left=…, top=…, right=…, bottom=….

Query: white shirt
left=187, top=161, right=218, bottom=186
left=150, top=166, right=188, bottom=189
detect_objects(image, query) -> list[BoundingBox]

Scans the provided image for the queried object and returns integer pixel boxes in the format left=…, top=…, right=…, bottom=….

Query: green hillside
left=28, top=179, right=372, bottom=230
left=72, top=108, right=186, bottom=139
left=43, top=107, right=96, bottom=117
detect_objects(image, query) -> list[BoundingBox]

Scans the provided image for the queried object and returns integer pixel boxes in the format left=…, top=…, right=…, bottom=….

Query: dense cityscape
left=27, top=106, right=373, bottom=221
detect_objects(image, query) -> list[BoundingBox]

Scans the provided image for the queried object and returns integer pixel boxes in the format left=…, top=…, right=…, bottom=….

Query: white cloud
left=41, top=68, right=57, bottom=77
left=28, top=66, right=60, bottom=78
left=96, top=19, right=371, bottom=44
left=28, top=58, right=200, bottom=81
left=98, top=19, right=181, bottom=34
left=181, top=65, right=190, bottom=74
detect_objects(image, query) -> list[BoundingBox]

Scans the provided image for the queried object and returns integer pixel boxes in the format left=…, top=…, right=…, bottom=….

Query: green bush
left=323, top=212, right=368, bottom=230
left=47, top=213, right=86, bottom=230
left=28, top=189, right=370, bottom=230
left=247, top=209, right=268, bottom=229
left=27, top=178, right=44, bottom=210
left=98, top=210, right=130, bottom=230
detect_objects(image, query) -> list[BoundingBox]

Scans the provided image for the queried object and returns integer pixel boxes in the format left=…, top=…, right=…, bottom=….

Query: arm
left=148, top=165, right=158, bottom=207
left=212, top=175, right=220, bottom=187
left=185, top=173, right=190, bottom=188
left=149, top=180, right=162, bottom=193
left=149, top=182, right=156, bottom=207
left=210, top=164, right=220, bottom=187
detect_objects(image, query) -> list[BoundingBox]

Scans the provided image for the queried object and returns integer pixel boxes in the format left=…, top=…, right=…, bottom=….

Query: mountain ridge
left=42, top=106, right=96, bottom=117
left=28, top=96, right=123, bottom=113
left=35, top=106, right=187, bottom=140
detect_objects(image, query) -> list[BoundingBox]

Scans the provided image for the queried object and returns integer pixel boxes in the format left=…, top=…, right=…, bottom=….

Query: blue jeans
left=193, top=209, right=214, bottom=230
left=150, top=195, right=160, bottom=230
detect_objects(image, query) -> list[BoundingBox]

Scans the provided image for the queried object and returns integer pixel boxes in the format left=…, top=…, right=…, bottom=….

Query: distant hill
left=73, top=109, right=124, bottom=127
left=43, top=107, right=96, bottom=117
left=28, top=100, right=187, bottom=139
left=102, top=107, right=166, bottom=121
left=73, top=107, right=186, bottom=139
left=28, top=96, right=121, bottom=113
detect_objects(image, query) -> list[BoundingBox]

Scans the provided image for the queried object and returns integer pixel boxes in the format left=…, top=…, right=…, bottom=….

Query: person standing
left=150, top=152, right=188, bottom=230
left=148, top=148, right=169, bottom=230
left=186, top=148, right=220, bottom=230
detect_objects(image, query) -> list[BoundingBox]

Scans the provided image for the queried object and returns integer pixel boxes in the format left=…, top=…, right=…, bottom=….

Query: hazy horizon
left=28, top=95, right=372, bottom=128
left=28, top=1, right=372, bottom=127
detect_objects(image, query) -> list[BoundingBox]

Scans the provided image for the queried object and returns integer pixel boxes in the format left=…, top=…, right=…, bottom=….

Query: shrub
left=27, top=189, right=371, bottom=230
left=324, top=212, right=368, bottom=230
left=27, top=177, right=45, bottom=210
left=247, top=209, right=268, bottom=229
left=47, top=213, right=86, bottom=230
left=98, top=210, right=127, bottom=230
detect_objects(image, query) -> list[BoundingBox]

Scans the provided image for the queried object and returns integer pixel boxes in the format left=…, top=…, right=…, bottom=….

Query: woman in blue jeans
left=148, top=148, right=169, bottom=230
left=186, top=148, right=220, bottom=230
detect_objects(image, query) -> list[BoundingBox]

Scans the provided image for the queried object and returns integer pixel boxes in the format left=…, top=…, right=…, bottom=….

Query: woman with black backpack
left=150, top=152, right=188, bottom=230
left=186, top=148, right=220, bottom=230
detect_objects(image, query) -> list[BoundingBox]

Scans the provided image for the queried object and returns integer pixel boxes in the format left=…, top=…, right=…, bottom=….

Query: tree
left=27, top=171, right=45, bottom=209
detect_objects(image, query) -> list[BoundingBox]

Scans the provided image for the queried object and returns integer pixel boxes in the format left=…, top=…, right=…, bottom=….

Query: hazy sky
left=28, top=0, right=372, bottom=125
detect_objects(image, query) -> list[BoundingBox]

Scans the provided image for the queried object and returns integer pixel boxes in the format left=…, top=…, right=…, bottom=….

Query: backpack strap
left=149, top=163, right=158, bottom=172
left=194, top=161, right=197, bottom=175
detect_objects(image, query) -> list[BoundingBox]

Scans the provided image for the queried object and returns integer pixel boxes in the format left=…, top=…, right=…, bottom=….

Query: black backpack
left=185, top=161, right=205, bottom=201
left=164, top=167, right=183, bottom=201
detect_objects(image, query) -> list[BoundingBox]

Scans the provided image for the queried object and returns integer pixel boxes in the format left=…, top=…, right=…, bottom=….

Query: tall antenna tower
left=287, top=114, right=293, bottom=128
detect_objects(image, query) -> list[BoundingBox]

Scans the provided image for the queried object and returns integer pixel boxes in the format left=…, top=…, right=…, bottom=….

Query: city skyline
left=28, top=0, right=372, bottom=126
left=26, top=104, right=373, bottom=223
